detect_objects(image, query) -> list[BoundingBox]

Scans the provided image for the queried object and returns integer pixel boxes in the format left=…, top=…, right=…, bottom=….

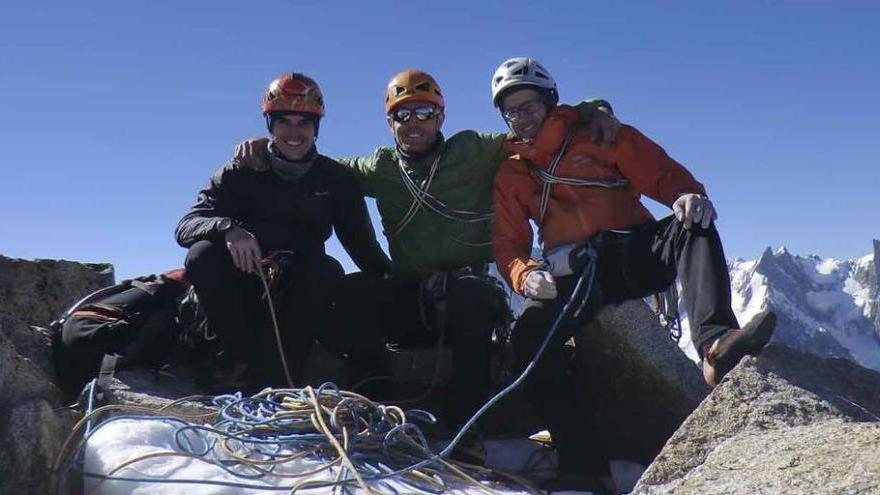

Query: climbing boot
left=702, top=309, right=777, bottom=387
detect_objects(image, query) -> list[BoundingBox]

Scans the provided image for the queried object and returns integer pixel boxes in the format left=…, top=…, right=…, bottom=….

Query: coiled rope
left=54, top=385, right=532, bottom=494
left=54, top=248, right=598, bottom=495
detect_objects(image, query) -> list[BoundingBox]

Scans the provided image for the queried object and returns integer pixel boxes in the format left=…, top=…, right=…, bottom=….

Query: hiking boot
left=702, top=310, right=777, bottom=387
left=540, top=473, right=616, bottom=495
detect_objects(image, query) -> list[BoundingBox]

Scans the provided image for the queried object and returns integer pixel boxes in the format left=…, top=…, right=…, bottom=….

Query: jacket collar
left=267, top=141, right=318, bottom=181
left=396, top=132, right=445, bottom=169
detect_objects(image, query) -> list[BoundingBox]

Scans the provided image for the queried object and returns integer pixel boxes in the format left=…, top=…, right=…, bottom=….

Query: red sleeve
left=493, top=163, right=542, bottom=295
left=615, top=126, right=706, bottom=207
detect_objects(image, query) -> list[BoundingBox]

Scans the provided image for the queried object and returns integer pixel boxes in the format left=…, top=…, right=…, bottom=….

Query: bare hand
left=233, top=137, right=271, bottom=171
left=225, top=227, right=263, bottom=274
left=590, top=106, right=621, bottom=146
left=524, top=270, right=558, bottom=299
left=673, top=194, right=717, bottom=229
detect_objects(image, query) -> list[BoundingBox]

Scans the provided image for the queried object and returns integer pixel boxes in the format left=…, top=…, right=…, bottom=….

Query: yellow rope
left=257, top=267, right=296, bottom=388
left=305, top=386, right=374, bottom=494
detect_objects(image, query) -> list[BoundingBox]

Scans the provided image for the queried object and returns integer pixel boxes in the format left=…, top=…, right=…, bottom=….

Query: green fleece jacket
left=337, top=99, right=610, bottom=281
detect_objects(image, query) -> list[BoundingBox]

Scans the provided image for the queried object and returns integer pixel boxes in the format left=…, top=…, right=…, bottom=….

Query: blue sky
left=1, top=1, right=877, bottom=281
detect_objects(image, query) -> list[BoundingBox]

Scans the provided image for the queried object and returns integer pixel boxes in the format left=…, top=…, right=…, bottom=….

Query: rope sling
left=386, top=146, right=494, bottom=247
left=527, top=127, right=629, bottom=227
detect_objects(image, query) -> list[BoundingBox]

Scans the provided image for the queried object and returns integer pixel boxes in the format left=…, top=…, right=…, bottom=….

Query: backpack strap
left=94, top=353, right=119, bottom=402
left=50, top=282, right=135, bottom=332
left=51, top=272, right=186, bottom=332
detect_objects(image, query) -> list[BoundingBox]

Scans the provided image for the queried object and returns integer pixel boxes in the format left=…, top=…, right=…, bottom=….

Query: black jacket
left=175, top=155, right=390, bottom=277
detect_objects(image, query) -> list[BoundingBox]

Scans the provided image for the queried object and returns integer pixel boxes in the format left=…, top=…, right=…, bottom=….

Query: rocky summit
left=0, top=255, right=113, bottom=494
left=1, top=253, right=879, bottom=494
left=634, top=345, right=880, bottom=494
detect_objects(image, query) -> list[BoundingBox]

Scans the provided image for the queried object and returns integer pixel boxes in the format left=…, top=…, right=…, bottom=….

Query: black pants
left=184, top=240, right=344, bottom=386
left=513, top=216, right=738, bottom=475
left=328, top=270, right=509, bottom=427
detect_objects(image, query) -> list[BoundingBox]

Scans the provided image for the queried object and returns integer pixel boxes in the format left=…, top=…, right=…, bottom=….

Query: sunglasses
left=502, top=99, right=545, bottom=122
left=390, top=105, right=440, bottom=123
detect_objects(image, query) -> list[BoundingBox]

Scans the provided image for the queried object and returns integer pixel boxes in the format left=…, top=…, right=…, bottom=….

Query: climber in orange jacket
left=490, top=57, right=777, bottom=494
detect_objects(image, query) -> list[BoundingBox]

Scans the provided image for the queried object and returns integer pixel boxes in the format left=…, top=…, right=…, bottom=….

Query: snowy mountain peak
left=731, top=242, right=880, bottom=371
left=497, top=241, right=880, bottom=372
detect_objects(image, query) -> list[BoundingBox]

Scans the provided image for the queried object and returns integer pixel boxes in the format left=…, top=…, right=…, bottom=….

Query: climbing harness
left=352, top=265, right=510, bottom=406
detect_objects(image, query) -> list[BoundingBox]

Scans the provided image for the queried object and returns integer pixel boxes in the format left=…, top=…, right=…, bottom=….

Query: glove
left=524, top=270, right=557, bottom=300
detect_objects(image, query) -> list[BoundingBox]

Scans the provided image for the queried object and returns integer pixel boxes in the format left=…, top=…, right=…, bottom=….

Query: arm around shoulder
left=333, top=150, right=387, bottom=198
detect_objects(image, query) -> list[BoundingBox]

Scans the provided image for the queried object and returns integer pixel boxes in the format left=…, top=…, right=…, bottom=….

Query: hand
left=225, top=227, right=263, bottom=274
left=524, top=270, right=558, bottom=300
left=233, top=137, right=271, bottom=171
left=590, top=106, right=621, bottom=146
left=673, top=193, right=717, bottom=229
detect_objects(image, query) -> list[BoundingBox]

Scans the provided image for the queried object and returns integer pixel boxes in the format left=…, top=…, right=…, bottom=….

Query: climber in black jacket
left=175, top=73, right=390, bottom=388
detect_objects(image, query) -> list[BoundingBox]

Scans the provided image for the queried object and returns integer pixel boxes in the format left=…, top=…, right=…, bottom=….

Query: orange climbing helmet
left=262, top=73, right=325, bottom=117
left=384, top=70, right=445, bottom=114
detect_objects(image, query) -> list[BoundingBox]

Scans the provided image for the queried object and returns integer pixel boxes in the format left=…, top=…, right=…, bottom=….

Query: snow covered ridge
left=729, top=240, right=880, bottom=371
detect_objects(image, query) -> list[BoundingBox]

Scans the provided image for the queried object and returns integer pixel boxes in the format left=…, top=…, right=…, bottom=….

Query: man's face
left=271, top=114, right=316, bottom=161
left=387, top=101, right=444, bottom=155
left=501, top=88, right=548, bottom=140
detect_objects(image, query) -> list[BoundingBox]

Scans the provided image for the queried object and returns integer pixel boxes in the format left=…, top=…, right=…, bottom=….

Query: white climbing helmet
left=491, top=57, right=559, bottom=107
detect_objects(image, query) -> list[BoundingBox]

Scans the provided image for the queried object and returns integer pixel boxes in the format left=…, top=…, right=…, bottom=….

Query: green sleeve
left=473, top=131, right=509, bottom=174
left=572, top=97, right=614, bottom=125
left=333, top=153, right=381, bottom=198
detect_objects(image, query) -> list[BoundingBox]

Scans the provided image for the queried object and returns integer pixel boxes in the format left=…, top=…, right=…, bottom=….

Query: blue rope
left=440, top=244, right=598, bottom=457
left=83, top=378, right=98, bottom=437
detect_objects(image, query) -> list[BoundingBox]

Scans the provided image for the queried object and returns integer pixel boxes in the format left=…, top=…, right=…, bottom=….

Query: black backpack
left=50, top=269, right=191, bottom=396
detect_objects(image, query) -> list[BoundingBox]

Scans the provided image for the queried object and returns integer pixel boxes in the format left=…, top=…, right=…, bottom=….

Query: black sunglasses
left=390, top=105, right=440, bottom=123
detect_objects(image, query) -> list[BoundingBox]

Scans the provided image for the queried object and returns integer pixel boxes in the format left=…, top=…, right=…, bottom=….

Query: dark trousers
left=513, top=216, right=738, bottom=475
left=184, top=240, right=344, bottom=386
left=328, top=270, right=509, bottom=427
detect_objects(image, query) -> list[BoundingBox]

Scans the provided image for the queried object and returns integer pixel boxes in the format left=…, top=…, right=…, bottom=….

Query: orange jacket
left=493, top=105, right=706, bottom=295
